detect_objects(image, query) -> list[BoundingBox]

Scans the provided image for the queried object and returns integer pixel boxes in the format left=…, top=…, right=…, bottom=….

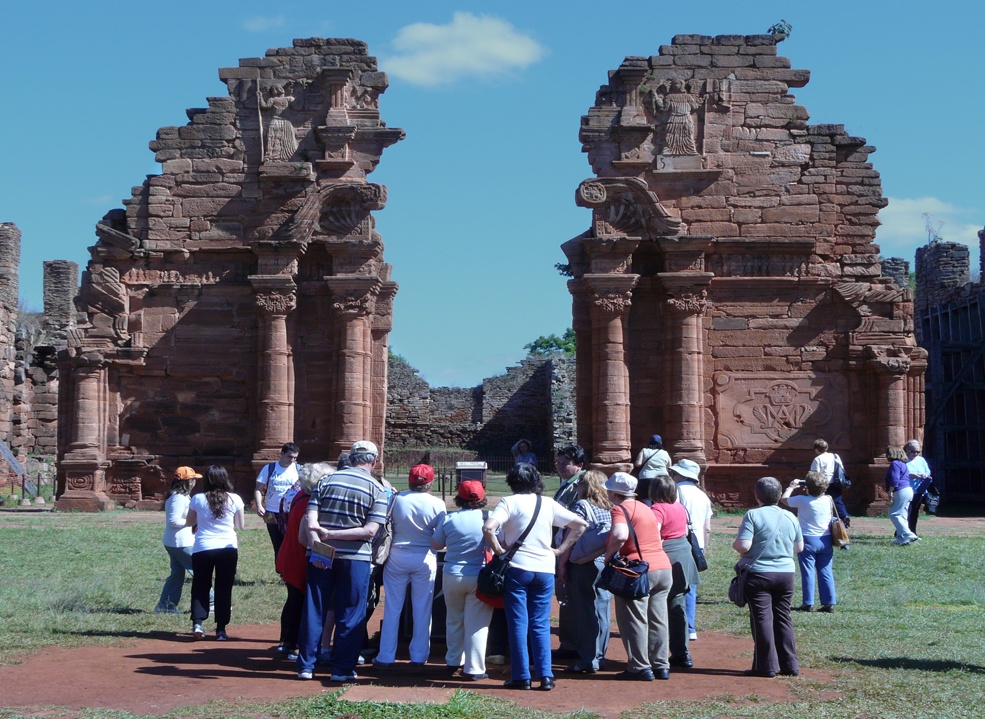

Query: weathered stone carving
left=566, top=34, right=923, bottom=511
left=592, top=290, right=632, bottom=313
left=56, top=39, right=403, bottom=509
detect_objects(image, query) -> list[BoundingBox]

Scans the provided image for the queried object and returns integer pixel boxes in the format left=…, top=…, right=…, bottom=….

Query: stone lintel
left=249, top=275, right=297, bottom=294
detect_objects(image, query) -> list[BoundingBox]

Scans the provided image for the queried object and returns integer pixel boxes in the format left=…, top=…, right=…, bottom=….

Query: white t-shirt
left=810, top=452, right=837, bottom=481
left=676, top=481, right=713, bottom=549
left=163, top=492, right=194, bottom=548
left=190, top=492, right=245, bottom=552
left=257, top=461, right=299, bottom=513
left=491, top=494, right=578, bottom=574
left=785, top=494, right=833, bottom=537
left=639, top=448, right=672, bottom=479
left=390, top=490, right=447, bottom=551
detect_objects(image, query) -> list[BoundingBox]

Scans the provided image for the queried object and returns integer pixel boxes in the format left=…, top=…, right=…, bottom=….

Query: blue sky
left=2, top=1, right=983, bottom=387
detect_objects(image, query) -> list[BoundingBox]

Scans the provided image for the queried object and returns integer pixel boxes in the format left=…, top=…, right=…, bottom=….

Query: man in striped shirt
left=297, top=440, right=390, bottom=682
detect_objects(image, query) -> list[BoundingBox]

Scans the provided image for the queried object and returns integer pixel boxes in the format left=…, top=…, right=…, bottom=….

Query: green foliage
left=524, top=328, right=575, bottom=356
left=768, top=19, right=793, bottom=37
left=554, top=262, right=573, bottom=278
left=388, top=348, right=410, bottom=365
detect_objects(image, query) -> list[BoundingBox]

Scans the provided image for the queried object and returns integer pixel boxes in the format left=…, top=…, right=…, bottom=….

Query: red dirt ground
left=0, top=617, right=820, bottom=717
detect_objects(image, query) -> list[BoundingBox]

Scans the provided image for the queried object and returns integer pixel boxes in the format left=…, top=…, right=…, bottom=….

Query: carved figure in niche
left=651, top=79, right=701, bottom=156
left=349, top=82, right=379, bottom=110
left=261, top=83, right=299, bottom=161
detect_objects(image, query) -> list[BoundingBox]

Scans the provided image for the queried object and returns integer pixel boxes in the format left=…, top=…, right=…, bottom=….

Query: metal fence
left=383, top=455, right=556, bottom=504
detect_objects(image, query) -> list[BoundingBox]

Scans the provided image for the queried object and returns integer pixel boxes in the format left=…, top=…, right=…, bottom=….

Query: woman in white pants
left=431, top=480, right=494, bottom=680
left=373, top=464, right=446, bottom=666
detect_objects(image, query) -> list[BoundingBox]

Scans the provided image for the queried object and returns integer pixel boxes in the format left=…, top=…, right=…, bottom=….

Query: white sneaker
left=689, top=632, right=697, bottom=641
left=192, top=624, right=205, bottom=640
left=297, top=670, right=313, bottom=680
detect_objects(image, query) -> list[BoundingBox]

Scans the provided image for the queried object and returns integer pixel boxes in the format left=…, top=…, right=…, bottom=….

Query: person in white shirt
left=781, top=471, right=837, bottom=612
left=810, top=439, right=850, bottom=527
left=186, top=465, right=245, bottom=641
left=155, top=466, right=201, bottom=613
left=670, top=458, right=712, bottom=641
left=253, top=442, right=300, bottom=558
left=904, top=439, right=933, bottom=537
left=373, top=464, right=447, bottom=667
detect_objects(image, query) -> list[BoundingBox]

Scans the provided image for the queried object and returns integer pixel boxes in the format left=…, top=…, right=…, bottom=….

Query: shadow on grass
left=832, top=656, right=985, bottom=674
left=51, top=628, right=270, bottom=643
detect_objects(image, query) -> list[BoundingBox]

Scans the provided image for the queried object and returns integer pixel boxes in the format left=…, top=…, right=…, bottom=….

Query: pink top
left=651, top=501, right=688, bottom=540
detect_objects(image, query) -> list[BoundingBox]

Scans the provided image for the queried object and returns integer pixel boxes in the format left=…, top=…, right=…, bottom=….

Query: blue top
left=432, top=508, right=487, bottom=576
left=736, top=505, right=802, bottom=573
left=885, top=459, right=910, bottom=491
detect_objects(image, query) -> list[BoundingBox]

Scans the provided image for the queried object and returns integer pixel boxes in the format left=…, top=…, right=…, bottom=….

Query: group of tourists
left=153, top=433, right=934, bottom=688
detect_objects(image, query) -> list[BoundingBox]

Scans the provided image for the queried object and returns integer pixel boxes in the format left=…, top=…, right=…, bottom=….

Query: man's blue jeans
left=297, top=559, right=371, bottom=675
left=503, top=567, right=554, bottom=682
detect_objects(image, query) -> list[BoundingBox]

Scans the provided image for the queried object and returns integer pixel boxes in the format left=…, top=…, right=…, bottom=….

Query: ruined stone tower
left=56, top=39, right=403, bottom=510
left=564, top=34, right=924, bottom=511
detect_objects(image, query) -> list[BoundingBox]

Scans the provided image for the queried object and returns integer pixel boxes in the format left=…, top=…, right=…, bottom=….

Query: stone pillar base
left=590, top=461, right=633, bottom=475
left=55, top=491, right=115, bottom=512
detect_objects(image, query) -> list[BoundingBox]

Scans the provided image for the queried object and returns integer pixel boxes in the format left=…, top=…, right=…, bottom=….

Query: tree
left=524, top=328, right=576, bottom=356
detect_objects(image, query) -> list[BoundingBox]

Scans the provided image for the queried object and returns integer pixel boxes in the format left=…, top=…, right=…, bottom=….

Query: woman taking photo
left=186, top=465, right=245, bottom=640
left=604, top=472, right=673, bottom=681
left=483, top=463, right=587, bottom=691
left=649, top=475, right=699, bottom=668
left=155, top=467, right=201, bottom=613
left=732, top=477, right=803, bottom=678
left=781, top=471, right=836, bottom=613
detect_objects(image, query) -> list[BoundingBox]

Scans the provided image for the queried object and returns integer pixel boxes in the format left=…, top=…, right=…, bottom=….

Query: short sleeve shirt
left=491, top=494, right=578, bottom=574
left=651, top=501, right=688, bottom=540
left=736, top=505, right=802, bottom=573
left=786, top=494, right=833, bottom=537
left=434, top=509, right=487, bottom=576
left=676, top=482, right=713, bottom=549
left=257, top=461, right=299, bottom=513
left=611, top=499, right=671, bottom=570
left=308, top=467, right=389, bottom=561
left=190, top=492, right=245, bottom=553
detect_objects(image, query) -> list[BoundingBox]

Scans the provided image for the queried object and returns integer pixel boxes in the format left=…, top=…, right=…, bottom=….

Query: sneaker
left=330, top=672, right=358, bottom=682
left=688, top=632, right=698, bottom=641
left=297, top=670, right=313, bottom=680
left=287, top=650, right=299, bottom=661
left=192, top=624, right=205, bottom=640
left=215, top=630, right=228, bottom=641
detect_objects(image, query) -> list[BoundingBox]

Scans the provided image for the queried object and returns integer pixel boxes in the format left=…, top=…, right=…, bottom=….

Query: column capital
left=865, top=346, right=912, bottom=375
left=372, top=281, right=398, bottom=331
left=657, top=272, right=713, bottom=314
left=255, top=291, right=297, bottom=317
left=327, top=277, right=381, bottom=318
left=584, top=274, right=639, bottom=315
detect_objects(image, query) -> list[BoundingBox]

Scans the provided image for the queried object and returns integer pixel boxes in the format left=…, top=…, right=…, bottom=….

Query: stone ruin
left=55, top=40, right=403, bottom=510
left=564, top=34, right=925, bottom=511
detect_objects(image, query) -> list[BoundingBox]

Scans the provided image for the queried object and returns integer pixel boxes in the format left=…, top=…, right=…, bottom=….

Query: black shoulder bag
left=476, top=495, right=541, bottom=598
left=599, top=504, right=651, bottom=600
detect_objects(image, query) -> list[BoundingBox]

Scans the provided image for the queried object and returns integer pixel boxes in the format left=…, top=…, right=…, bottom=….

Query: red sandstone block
left=676, top=54, right=711, bottom=67
left=711, top=346, right=764, bottom=358
left=689, top=222, right=739, bottom=236
left=761, top=206, right=819, bottom=223
left=733, top=209, right=761, bottom=223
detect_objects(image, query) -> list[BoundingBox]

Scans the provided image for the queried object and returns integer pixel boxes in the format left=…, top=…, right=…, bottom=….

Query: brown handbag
left=829, top=497, right=850, bottom=548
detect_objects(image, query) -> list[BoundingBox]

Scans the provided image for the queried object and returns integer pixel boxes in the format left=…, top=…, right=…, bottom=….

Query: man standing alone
left=297, top=440, right=389, bottom=682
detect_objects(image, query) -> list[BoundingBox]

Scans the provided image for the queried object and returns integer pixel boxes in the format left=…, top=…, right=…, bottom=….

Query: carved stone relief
left=714, top=372, right=849, bottom=450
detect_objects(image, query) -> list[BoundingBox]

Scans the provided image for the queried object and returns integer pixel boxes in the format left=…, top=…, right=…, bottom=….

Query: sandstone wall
left=0, top=224, right=19, bottom=446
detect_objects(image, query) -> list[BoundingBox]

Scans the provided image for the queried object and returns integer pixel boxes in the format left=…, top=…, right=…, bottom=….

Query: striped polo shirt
left=308, top=466, right=390, bottom=561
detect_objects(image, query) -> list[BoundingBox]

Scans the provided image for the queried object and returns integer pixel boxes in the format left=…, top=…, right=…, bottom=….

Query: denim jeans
left=297, top=559, right=371, bottom=675
left=685, top=548, right=705, bottom=634
left=157, top=545, right=193, bottom=611
left=503, top=567, right=554, bottom=681
left=798, top=534, right=836, bottom=606
left=890, top=487, right=918, bottom=543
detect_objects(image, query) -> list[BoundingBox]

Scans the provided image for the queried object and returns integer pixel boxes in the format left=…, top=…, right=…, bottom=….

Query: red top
left=611, top=499, right=671, bottom=570
left=276, top=491, right=310, bottom=590
left=651, top=501, right=688, bottom=540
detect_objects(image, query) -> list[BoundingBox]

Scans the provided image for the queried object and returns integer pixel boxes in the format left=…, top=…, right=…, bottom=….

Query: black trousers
left=826, top=483, right=849, bottom=523
left=280, top=583, right=305, bottom=649
left=745, top=571, right=798, bottom=675
left=192, top=547, right=238, bottom=629
left=266, top=518, right=285, bottom=558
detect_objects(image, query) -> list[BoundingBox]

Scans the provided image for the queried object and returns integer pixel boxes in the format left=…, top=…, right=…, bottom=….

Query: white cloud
left=382, top=12, right=546, bottom=88
left=242, top=15, right=285, bottom=32
left=875, top=196, right=982, bottom=270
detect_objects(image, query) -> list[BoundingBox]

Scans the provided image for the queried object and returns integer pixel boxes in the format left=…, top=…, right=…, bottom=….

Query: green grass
left=0, top=512, right=983, bottom=718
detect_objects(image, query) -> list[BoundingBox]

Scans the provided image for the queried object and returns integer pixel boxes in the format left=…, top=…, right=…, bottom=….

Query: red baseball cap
left=457, top=480, right=485, bottom=502
left=409, top=464, right=435, bottom=486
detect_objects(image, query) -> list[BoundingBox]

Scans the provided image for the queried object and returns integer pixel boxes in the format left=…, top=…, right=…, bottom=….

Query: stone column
left=56, top=354, right=113, bottom=511
left=328, top=278, right=379, bottom=456
left=370, top=281, right=397, bottom=469
left=43, top=260, right=79, bottom=342
left=657, top=273, right=713, bottom=466
left=568, top=279, right=594, bottom=453
left=868, top=350, right=911, bottom=453
left=585, top=274, right=638, bottom=470
left=251, top=278, right=297, bottom=465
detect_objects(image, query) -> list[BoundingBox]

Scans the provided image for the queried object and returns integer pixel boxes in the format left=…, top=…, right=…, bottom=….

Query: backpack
left=832, top=455, right=852, bottom=491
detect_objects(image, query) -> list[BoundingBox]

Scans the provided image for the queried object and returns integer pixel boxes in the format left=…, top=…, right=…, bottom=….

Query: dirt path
left=0, top=618, right=819, bottom=718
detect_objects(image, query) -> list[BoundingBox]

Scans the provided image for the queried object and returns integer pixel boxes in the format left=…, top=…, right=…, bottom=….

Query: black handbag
left=476, top=495, right=541, bottom=598
left=599, top=505, right=650, bottom=600
left=684, top=507, right=708, bottom=572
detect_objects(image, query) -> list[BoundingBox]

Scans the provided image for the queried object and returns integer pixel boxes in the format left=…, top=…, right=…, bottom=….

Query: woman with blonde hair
left=558, top=469, right=613, bottom=673
left=781, top=471, right=837, bottom=612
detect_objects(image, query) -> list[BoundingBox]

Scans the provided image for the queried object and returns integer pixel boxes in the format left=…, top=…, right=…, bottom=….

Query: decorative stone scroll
left=666, top=288, right=708, bottom=315
left=576, top=177, right=681, bottom=237
left=714, top=372, right=849, bottom=450
left=256, top=291, right=297, bottom=317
